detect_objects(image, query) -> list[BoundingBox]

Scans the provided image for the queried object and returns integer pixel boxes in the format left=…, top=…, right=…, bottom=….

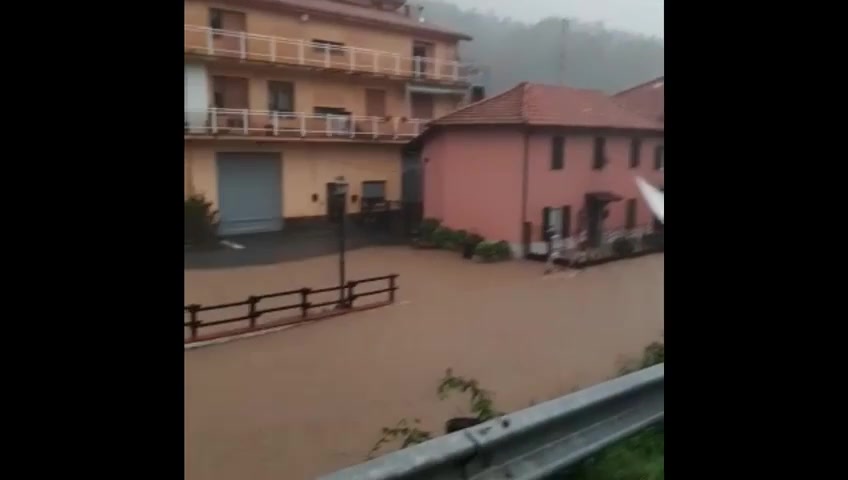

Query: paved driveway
left=184, top=249, right=664, bottom=480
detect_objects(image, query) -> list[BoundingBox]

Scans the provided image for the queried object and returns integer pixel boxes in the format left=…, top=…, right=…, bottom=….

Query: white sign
left=634, top=176, right=663, bottom=224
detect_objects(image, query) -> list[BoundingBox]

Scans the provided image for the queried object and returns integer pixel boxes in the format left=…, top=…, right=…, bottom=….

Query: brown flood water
left=184, top=247, right=664, bottom=480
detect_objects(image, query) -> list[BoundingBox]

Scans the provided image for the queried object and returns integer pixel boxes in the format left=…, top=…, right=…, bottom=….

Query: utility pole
left=559, top=18, right=569, bottom=86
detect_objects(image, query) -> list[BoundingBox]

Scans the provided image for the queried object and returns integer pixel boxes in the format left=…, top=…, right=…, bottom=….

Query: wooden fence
left=184, top=274, right=398, bottom=344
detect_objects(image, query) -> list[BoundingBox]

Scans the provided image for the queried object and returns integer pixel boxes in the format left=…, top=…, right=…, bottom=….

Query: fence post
left=300, top=288, right=311, bottom=318
left=247, top=296, right=258, bottom=329
left=346, top=281, right=356, bottom=307
left=389, top=274, right=397, bottom=303
left=187, top=304, right=201, bottom=340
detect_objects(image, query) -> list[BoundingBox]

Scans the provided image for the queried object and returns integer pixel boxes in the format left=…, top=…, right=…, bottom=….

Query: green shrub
left=431, top=227, right=455, bottom=248
left=185, top=195, right=219, bottom=246
left=493, top=241, right=512, bottom=260
left=612, top=237, right=636, bottom=256
left=465, top=233, right=485, bottom=248
left=419, top=218, right=442, bottom=240
left=474, top=240, right=512, bottom=262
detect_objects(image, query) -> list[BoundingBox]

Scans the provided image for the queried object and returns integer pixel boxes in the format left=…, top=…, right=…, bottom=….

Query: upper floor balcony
left=184, top=108, right=428, bottom=143
left=184, top=25, right=478, bottom=85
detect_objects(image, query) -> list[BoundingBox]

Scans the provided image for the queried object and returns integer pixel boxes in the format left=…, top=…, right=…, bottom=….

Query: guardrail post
left=211, top=109, right=218, bottom=134
left=247, top=296, right=258, bottom=329
left=242, top=109, right=249, bottom=135
left=371, top=117, right=378, bottom=139
left=187, top=304, right=201, bottom=340
left=452, top=62, right=459, bottom=80
left=346, top=281, right=357, bottom=307
left=299, top=113, right=306, bottom=137
left=273, top=112, right=279, bottom=136
left=394, top=54, right=401, bottom=76
left=324, top=46, right=331, bottom=68
left=349, top=50, right=355, bottom=72
left=300, top=288, right=311, bottom=318
left=270, top=38, right=276, bottom=63
left=389, top=274, right=397, bottom=302
left=297, top=40, right=305, bottom=65
left=373, top=52, right=379, bottom=74
left=239, top=32, right=247, bottom=60
left=206, top=29, right=214, bottom=55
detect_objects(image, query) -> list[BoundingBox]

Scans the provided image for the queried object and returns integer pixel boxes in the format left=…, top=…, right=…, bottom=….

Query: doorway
left=326, top=183, right=346, bottom=223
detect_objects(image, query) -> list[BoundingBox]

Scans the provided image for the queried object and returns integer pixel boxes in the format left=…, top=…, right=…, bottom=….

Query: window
left=542, top=207, right=563, bottom=240
left=626, top=199, right=637, bottom=229
left=561, top=206, right=572, bottom=238
left=268, top=81, right=294, bottom=113
left=654, top=145, right=664, bottom=170
left=629, top=138, right=641, bottom=168
left=551, top=136, right=565, bottom=170
left=210, top=9, right=223, bottom=29
left=312, top=39, right=346, bottom=55
left=361, top=181, right=387, bottom=200
left=593, top=137, right=606, bottom=170
left=314, top=106, right=351, bottom=135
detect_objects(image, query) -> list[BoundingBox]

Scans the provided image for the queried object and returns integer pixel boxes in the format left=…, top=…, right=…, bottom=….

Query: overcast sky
left=438, top=0, right=664, bottom=38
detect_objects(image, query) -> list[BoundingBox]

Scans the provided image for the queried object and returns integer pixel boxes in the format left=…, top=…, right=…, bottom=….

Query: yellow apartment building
left=184, top=0, right=478, bottom=235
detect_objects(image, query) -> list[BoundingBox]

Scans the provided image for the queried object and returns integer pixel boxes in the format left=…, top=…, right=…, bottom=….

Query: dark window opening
left=630, top=138, right=641, bottom=168
left=551, top=136, right=565, bottom=170
left=361, top=181, right=388, bottom=210
left=313, top=39, right=346, bottom=55
left=314, top=106, right=351, bottom=136
left=210, top=9, right=222, bottom=29
left=626, top=199, right=637, bottom=229
left=593, top=137, right=606, bottom=170
left=268, top=81, right=294, bottom=113
left=561, top=206, right=572, bottom=238
left=654, top=145, right=664, bottom=170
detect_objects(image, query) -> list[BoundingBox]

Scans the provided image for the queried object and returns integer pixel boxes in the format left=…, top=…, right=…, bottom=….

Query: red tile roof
left=220, top=0, right=473, bottom=40
left=613, top=76, right=664, bottom=123
left=430, top=82, right=664, bottom=131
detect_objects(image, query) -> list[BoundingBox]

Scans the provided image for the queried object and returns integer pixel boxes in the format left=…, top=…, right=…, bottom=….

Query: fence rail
left=184, top=274, right=398, bottom=343
left=184, top=108, right=428, bottom=140
left=184, top=25, right=477, bottom=83
left=320, top=363, right=664, bottom=480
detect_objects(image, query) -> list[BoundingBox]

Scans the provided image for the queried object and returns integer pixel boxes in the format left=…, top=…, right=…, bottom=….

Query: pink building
left=416, top=81, right=664, bottom=256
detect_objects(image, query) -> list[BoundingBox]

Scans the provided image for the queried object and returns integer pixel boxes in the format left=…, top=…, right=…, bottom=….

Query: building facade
left=418, top=82, right=665, bottom=256
left=184, top=0, right=476, bottom=235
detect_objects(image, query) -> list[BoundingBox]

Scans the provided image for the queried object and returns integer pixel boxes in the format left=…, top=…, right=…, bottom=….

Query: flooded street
left=184, top=248, right=664, bottom=480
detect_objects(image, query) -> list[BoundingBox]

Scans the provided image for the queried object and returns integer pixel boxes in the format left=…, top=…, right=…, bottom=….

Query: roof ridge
left=613, top=75, right=664, bottom=97
left=432, top=82, right=528, bottom=125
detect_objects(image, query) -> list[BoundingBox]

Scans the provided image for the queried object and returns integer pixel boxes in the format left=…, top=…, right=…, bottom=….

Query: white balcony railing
left=184, top=25, right=477, bottom=83
left=184, top=108, right=429, bottom=140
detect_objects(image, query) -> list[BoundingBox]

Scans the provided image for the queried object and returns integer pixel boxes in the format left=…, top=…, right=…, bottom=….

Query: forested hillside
left=419, top=1, right=664, bottom=94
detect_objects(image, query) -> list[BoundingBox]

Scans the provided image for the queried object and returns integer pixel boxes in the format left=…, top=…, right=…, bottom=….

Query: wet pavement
left=185, top=225, right=406, bottom=270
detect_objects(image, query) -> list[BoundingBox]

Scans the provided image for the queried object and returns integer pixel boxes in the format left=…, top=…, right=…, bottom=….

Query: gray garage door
left=216, top=152, right=283, bottom=236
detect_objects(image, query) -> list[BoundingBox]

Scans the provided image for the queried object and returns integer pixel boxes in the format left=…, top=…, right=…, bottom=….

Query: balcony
left=184, top=25, right=477, bottom=84
left=184, top=108, right=428, bottom=142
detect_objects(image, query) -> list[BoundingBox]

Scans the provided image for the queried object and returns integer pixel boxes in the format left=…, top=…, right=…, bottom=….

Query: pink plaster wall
left=422, top=128, right=525, bottom=242
left=525, top=132, right=664, bottom=241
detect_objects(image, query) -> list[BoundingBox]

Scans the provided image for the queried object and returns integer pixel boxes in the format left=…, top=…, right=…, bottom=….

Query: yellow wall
left=186, top=1, right=460, bottom=62
left=185, top=141, right=402, bottom=218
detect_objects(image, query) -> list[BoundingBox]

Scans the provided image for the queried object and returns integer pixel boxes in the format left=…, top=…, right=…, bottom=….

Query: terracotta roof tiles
left=430, top=82, right=663, bottom=131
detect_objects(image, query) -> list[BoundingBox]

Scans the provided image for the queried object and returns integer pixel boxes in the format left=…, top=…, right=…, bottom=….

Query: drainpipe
left=520, top=127, right=530, bottom=255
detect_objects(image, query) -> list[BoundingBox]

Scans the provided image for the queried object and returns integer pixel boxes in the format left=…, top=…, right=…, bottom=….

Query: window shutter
left=542, top=207, right=551, bottom=240
left=561, top=206, right=571, bottom=238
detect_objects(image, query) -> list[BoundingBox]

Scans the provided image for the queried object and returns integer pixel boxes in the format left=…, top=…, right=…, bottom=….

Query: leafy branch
left=366, top=418, right=433, bottom=460
left=437, top=368, right=502, bottom=421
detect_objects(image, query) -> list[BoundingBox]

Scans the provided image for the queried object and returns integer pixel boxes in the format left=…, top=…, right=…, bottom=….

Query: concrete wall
left=185, top=141, right=402, bottom=218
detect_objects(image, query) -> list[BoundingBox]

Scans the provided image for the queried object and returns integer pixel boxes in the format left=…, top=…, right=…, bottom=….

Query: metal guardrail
left=319, top=363, right=664, bottom=480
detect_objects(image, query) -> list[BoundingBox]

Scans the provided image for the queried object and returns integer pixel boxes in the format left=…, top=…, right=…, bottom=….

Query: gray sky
left=439, top=0, right=664, bottom=38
